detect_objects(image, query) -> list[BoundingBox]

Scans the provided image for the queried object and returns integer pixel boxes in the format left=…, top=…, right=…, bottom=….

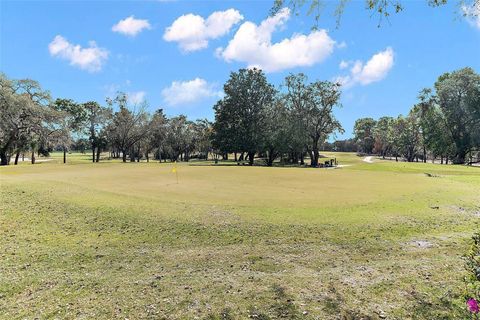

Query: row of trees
left=1, top=67, right=478, bottom=167
left=1, top=69, right=344, bottom=167
left=353, top=67, right=480, bottom=164
left=0, top=74, right=214, bottom=165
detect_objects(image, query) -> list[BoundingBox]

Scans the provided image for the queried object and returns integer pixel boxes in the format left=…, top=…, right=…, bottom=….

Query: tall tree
left=213, top=68, right=276, bottom=165
left=83, top=101, right=110, bottom=163
left=145, top=109, right=168, bottom=162
left=52, top=98, right=86, bottom=163
left=0, top=75, right=51, bottom=165
left=354, top=117, right=377, bottom=154
left=106, top=93, right=149, bottom=163
left=165, top=115, right=193, bottom=162
left=373, top=116, right=394, bottom=158
left=284, top=73, right=343, bottom=167
left=263, top=99, right=292, bottom=166
left=434, top=67, right=480, bottom=164
left=193, top=119, right=213, bottom=160
left=392, top=113, right=422, bottom=162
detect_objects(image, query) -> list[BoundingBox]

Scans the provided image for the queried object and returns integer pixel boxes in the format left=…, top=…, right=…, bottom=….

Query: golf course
left=1, top=153, right=479, bottom=319
left=2, top=1, right=480, bottom=318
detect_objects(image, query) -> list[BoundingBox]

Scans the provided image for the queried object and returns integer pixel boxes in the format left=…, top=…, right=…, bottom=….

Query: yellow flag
left=172, top=161, right=178, bottom=184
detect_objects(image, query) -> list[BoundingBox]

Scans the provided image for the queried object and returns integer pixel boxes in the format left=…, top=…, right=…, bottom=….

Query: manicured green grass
left=1, top=153, right=479, bottom=319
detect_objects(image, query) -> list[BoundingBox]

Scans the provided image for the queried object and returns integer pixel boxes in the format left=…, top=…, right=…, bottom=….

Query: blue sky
left=1, top=0, right=479, bottom=138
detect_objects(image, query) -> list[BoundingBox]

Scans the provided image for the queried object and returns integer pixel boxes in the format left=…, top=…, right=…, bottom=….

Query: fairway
left=1, top=153, right=479, bottom=319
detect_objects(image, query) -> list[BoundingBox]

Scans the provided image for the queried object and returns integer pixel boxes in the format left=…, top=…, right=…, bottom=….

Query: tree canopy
left=1, top=67, right=478, bottom=167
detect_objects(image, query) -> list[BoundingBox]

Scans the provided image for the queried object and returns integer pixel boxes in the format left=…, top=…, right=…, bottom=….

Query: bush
left=464, top=232, right=480, bottom=316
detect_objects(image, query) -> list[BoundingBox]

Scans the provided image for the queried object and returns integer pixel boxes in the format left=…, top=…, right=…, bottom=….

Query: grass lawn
left=1, top=152, right=479, bottom=319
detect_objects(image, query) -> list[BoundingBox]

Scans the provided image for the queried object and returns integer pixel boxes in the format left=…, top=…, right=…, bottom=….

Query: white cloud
left=337, top=41, right=347, bottom=49
left=128, top=91, right=146, bottom=104
left=462, top=4, right=480, bottom=29
left=112, top=16, right=152, bottom=36
left=164, top=9, right=243, bottom=52
left=48, top=35, right=109, bottom=72
left=339, top=60, right=350, bottom=70
left=161, top=78, right=222, bottom=106
left=216, top=8, right=336, bottom=73
left=335, top=47, right=394, bottom=88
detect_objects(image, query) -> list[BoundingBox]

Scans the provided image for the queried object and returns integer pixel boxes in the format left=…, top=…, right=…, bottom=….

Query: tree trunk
left=31, top=151, right=36, bottom=164
left=247, top=152, right=255, bottom=166
left=440, top=156, right=444, bottom=164
left=96, top=146, right=100, bottom=163
left=22, top=153, right=24, bottom=161
left=239, top=152, right=244, bottom=161
left=122, top=150, right=127, bottom=163
left=63, top=147, right=67, bottom=164
left=300, top=152, right=304, bottom=165
left=234, top=152, right=237, bottom=162
left=266, top=149, right=275, bottom=167
left=453, top=150, right=466, bottom=164
left=311, top=144, right=319, bottom=167
left=92, top=147, right=96, bottom=163
left=14, top=151, right=20, bottom=165
left=130, top=148, right=135, bottom=162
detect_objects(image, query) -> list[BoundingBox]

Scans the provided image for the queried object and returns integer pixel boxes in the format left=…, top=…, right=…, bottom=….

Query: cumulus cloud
left=112, top=16, right=151, bottom=36
left=339, top=60, right=350, bottom=70
left=216, top=8, right=336, bottom=73
left=335, top=47, right=394, bottom=88
left=128, top=91, right=146, bottom=104
left=161, top=78, right=222, bottom=106
left=462, top=4, right=480, bottom=29
left=48, top=35, right=109, bottom=72
left=163, top=9, right=243, bottom=52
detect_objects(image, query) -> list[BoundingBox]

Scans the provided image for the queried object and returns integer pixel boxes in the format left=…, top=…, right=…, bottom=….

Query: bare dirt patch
left=409, top=240, right=434, bottom=249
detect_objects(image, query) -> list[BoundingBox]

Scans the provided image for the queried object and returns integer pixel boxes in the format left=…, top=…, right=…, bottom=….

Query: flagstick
left=172, top=161, right=178, bottom=184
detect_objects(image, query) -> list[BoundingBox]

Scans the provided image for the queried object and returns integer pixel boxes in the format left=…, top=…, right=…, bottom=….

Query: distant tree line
left=0, top=75, right=214, bottom=166
left=353, top=67, right=480, bottom=164
left=0, top=69, right=343, bottom=167
left=1, top=67, right=478, bottom=166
